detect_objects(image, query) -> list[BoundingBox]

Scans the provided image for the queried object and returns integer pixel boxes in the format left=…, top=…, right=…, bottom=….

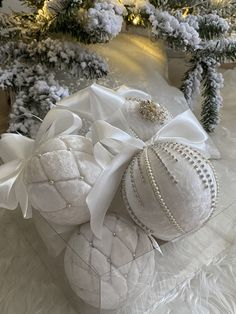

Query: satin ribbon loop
left=57, top=83, right=125, bottom=121
left=35, top=108, right=82, bottom=147
left=152, top=109, right=208, bottom=144
left=0, top=160, right=23, bottom=210
left=0, top=134, right=35, bottom=163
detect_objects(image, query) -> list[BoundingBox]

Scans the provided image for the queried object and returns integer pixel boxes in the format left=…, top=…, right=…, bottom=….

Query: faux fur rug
left=0, top=210, right=76, bottom=314
left=157, top=243, right=236, bottom=314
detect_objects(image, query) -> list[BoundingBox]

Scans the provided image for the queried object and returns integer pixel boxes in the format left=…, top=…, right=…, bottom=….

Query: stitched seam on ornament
left=121, top=177, right=153, bottom=235
left=104, top=222, right=136, bottom=259
left=107, top=219, right=126, bottom=300
left=144, top=147, right=185, bottom=234
left=37, top=156, right=69, bottom=208
left=59, top=138, right=92, bottom=187
left=76, top=232, right=98, bottom=273
left=104, top=219, right=136, bottom=260
left=80, top=230, right=128, bottom=282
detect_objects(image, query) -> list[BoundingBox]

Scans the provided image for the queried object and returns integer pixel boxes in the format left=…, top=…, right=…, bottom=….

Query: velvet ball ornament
left=24, top=135, right=102, bottom=225
left=64, top=214, right=155, bottom=310
left=122, top=98, right=172, bottom=141
left=122, top=142, right=219, bottom=241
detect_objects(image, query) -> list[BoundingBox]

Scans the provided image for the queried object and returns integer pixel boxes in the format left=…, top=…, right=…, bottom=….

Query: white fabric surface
left=0, top=31, right=235, bottom=313
left=64, top=214, right=155, bottom=310
left=124, top=143, right=217, bottom=241
left=25, top=135, right=101, bottom=225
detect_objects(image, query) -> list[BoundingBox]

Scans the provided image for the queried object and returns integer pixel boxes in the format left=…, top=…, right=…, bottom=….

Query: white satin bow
left=57, top=83, right=151, bottom=121
left=0, top=109, right=82, bottom=218
left=87, top=109, right=210, bottom=238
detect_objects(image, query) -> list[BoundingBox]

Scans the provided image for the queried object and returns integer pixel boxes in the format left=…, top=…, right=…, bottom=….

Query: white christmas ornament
left=122, top=142, right=219, bottom=241
left=24, top=135, right=102, bottom=225
left=64, top=214, right=155, bottom=310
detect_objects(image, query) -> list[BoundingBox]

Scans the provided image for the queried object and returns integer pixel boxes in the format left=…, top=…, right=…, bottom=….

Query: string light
left=182, top=7, right=190, bottom=18
left=132, top=15, right=141, bottom=25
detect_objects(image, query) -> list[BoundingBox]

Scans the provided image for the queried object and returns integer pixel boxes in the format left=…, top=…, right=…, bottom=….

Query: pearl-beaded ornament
left=122, top=142, right=219, bottom=241
left=122, top=97, right=172, bottom=141
left=24, top=135, right=102, bottom=225
left=64, top=214, right=155, bottom=310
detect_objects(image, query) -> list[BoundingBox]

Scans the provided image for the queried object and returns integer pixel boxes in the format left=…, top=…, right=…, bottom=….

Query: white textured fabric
left=64, top=214, right=155, bottom=310
left=123, top=142, right=218, bottom=241
left=24, top=135, right=102, bottom=225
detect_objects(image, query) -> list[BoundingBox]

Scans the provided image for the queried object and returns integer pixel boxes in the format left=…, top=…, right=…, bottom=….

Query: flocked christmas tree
left=0, top=0, right=235, bottom=135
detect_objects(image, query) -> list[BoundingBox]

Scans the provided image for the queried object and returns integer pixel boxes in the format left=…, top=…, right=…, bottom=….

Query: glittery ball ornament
left=64, top=214, right=155, bottom=310
left=122, top=98, right=172, bottom=141
left=24, top=135, right=102, bottom=225
left=122, top=142, right=219, bottom=241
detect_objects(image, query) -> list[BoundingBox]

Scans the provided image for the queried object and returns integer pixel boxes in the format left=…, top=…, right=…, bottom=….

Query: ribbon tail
left=87, top=150, right=139, bottom=239
left=0, top=161, right=23, bottom=210
left=15, top=176, right=32, bottom=219
left=148, top=234, right=163, bottom=255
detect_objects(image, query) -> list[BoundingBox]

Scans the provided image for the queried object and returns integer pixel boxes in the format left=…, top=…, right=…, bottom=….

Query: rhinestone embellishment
left=126, top=96, right=170, bottom=124
left=138, top=99, right=169, bottom=123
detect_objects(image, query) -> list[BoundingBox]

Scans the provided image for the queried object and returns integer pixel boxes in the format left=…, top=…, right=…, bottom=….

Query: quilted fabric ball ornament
left=122, top=98, right=172, bottom=141
left=24, top=135, right=102, bottom=225
left=64, top=214, right=155, bottom=310
left=122, top=142, right=219, bottom=241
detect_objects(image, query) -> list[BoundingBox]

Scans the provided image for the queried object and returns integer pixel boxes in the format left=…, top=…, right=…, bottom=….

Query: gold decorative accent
left=138, top=99, right=169, bottom=123
left=126, top=97, right=170, bottom=124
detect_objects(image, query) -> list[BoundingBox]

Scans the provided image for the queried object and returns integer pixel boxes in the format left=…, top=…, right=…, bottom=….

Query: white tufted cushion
left=64, top=214, right=155, bottom=310
left=122, top=142, right=219, bottom=241
left=24, top=135, right=102, bottom=225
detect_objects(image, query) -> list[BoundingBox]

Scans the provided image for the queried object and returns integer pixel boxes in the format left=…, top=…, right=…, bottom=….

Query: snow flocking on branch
left=84, top=1, right=125, bottom=43
left=0, top=62, right=69, bottom=137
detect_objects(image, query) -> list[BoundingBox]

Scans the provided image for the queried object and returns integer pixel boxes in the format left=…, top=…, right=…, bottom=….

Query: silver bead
left=113, top=232, right=116, bottom=237
left=79, top=176, right=85, bottom=181
left=107, top=257, right=111, bottom=263
left=49, top=180, right=55, bottom=185
left=66, top=203, right=72, bottom=208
